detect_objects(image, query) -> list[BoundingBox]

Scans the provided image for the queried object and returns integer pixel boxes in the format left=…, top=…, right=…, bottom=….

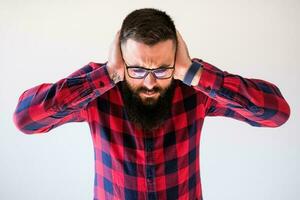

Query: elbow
left=246, top=101, right=290, bottom=128
left=13, top=111, right=49, bottom=135
left=13, top=113, right=32, bottom=134
left=13, top=112, right=36, bottom=134
left=266, top=91, right=291, bottom=128
left=13, top=87, right=53, bottom=135
left=259, top=103, right=291, bottom=128
left=272, top=105, right=291, bottom=128
left=13, top=92, right=37, bottom=134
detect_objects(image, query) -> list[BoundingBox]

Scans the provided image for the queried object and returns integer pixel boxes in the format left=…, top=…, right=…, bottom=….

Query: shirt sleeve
left=192, top=58, right=290, bottom=127
left=13, top=62, right=115, bottom=134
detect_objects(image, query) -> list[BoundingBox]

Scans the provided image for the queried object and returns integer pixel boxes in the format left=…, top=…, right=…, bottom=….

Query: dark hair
left=120, top=8, right=177, bottom=47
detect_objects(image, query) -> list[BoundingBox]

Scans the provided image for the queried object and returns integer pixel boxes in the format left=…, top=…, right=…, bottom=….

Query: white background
left=1, top=0, right=299, bottom=199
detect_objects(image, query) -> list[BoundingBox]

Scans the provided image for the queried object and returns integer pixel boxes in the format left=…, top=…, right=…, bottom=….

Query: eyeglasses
left=121, top=42, right=177, bottom=79
left=125, top=64, right=175, bottom=79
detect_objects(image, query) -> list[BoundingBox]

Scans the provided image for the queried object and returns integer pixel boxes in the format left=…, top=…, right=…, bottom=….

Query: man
left=13, top=8, right=290, bottom=200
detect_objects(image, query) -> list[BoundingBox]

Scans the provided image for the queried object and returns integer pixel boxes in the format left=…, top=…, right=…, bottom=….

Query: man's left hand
left=173, top=30, right=192, bottom=81
left=173, top=31, right=202, bottom=86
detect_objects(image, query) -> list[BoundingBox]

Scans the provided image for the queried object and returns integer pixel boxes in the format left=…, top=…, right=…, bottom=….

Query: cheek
left=125, top=76, right=143, bottom=91
left=159, top=79, right=173, bottom=90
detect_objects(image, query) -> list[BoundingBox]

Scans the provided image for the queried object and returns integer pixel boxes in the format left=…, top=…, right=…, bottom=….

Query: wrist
left=190, top=67, right=202, bottom=86
left=174, top=60, right=192, bottom=81
left=182, top=61, right=203, bottom=86
left=106, top=64, right=123, bottom=84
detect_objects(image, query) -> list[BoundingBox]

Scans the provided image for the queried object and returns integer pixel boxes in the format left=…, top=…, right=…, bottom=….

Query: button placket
left=145, top=137, right=154, bottom=152
left=146, top=165, right=155, bottom=182
left=145, top=137, right=154, bottom=183
left=144, top=133, right=157, bottom=198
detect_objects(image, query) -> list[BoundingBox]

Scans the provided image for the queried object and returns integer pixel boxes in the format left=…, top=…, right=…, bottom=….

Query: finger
left=176, top=30, right=190, bottom=58
left=113, top=30, right=121, bottom=47
left=176, top=30, right=181, bottom=40
left=116, top=30, right=120, bottom=42
left=110, top=31, right=121, bottom=51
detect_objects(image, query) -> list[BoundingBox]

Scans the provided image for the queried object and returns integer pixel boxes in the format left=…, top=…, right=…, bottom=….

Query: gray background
left=1, top=0, right=299, bottom=199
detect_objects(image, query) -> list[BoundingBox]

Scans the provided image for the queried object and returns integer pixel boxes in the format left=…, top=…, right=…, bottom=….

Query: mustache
left=136, top=86, right=161, bottom=93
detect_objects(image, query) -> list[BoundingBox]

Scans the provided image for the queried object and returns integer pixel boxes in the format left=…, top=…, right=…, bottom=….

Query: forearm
left=190, top=65, right=203, bottom=86
left=187, top=58, right=290, bottom=127
left=13, top=62, right=114, bottom=134
left=175, top=59, right=203, bottom=86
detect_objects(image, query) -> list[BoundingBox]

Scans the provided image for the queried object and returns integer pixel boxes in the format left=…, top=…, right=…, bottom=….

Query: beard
left=120, top=79, right=176, bottom=132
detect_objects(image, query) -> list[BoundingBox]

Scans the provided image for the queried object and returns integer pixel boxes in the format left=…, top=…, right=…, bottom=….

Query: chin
left=143, top=99, right=157, bottom=106
left=140, top=96, right=159, bottom=106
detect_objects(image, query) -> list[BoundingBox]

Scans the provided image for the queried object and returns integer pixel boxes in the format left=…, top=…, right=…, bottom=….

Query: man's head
left=120, top=8, right=177, bottom=105
left=119, top=8, right=178, bottom=130
left=120, top=8, right=177, bottom=46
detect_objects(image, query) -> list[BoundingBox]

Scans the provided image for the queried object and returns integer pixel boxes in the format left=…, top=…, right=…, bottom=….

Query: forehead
left=122, top=39, right=176, bottom=67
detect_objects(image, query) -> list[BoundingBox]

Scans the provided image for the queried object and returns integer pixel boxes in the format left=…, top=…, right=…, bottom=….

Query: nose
left=143, top=72, right=157, bottom=90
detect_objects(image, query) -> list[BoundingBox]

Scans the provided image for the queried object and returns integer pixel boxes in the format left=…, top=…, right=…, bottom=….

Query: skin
left=122, top=39, right=175, bottom=103
left=106, top=30, right=202, bottom=104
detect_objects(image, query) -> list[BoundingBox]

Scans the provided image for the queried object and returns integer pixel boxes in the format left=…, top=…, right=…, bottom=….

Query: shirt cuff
left=193, top=58, right=224, bottom=97
left=86, top=62, right=115, bottom=96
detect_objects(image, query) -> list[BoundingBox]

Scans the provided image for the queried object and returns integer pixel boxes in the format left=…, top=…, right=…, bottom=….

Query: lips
left=141, top=90, right=158, bottom=97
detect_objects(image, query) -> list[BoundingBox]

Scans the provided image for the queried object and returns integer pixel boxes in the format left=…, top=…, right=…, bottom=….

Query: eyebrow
left=127, top=64, right=173, bottom=69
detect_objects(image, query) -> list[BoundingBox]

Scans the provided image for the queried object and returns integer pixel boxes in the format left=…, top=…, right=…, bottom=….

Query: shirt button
left=147, top=178, right=153, bottom=183
left=147, top=143, right=152, bottom=151
left=146, top=165, right=154, bottom=180
left=145, top=138, right=153, bottom=151
left=99, top=81, right=104, bottom=87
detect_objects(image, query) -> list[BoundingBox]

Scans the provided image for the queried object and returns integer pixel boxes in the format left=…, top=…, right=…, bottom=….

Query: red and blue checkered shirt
left=13, top=58, right=290, bottom=200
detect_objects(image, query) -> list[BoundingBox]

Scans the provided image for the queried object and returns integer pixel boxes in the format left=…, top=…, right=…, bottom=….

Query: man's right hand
left=106, top=31, right=125, bottom=84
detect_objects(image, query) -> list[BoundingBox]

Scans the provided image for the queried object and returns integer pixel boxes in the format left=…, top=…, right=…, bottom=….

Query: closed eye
left=153, top=68, right=168, bottom=73
left=131, top=68, right=146, bottom=73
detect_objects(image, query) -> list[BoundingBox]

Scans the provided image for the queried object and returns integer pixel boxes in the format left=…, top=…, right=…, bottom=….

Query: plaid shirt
left=13, top=58, right=290, bottom=200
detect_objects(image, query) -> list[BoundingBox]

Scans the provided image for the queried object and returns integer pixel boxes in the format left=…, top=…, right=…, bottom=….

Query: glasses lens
left=128, top=68, right=147, bottom=78
left=153, top=68, right=173, bottom=78
left=127, top=67, right=174, bottom=79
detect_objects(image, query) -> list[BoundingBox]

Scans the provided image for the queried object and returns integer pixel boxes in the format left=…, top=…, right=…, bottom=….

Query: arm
left=189, top=58, right=290, bottom=127
left=13, top=62, right=115, bottom=134
left=174, top=31, right=290, bottom=127
left=13, top=31, right=125, bottom=134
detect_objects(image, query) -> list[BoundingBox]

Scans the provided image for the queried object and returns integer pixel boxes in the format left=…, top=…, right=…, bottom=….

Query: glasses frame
left=125, top=64, right=175, bottom=79
left=121, top=42, right=177, bottom=80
